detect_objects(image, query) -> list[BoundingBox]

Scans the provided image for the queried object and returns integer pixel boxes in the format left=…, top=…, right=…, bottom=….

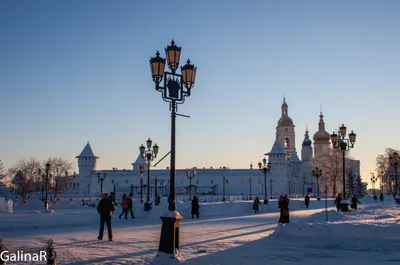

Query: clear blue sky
left=1, top=1, right=399, bottom=187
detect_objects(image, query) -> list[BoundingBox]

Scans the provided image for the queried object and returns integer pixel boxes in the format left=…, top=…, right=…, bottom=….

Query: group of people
left=252, top=195, right=291, bottom=224
left=334, top=193, right=361, bottom=211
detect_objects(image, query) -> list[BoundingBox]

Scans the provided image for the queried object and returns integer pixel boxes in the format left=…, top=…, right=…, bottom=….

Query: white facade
left=68, top=98, right=359, bottom=198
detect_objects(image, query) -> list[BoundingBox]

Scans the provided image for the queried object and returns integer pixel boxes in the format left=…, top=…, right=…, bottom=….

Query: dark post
left=45, top=162, right=50, bottom=211
left=169, top=100, right=177, bottom=211
left=342, top=150, right=346, bottom=199
left=140, top=166, right=144, bottom=203
left=222, top=176, right=226, bottom=201
left=263, top=169, right=267, bottom=204
left=98, top=173, right=106, bottom=196
left=155, top=177, right=159, bottom=205
left=249, top=177, right=252, bottom=200
left=270, top=179, right=273, bottom=199
left=147, top=162, right=151, bottom=202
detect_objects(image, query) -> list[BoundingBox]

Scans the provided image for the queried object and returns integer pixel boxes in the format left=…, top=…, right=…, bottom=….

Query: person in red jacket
left=118, top=193, right=128, bottom=219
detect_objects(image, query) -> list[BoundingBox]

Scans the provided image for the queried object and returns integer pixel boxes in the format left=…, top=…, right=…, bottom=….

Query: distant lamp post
left=258, top=158, right=271, bottom=204
left=330, top=124, right=356, bottom=211
left=150, top=40, right=197, bottom=256
left=389, top=151, right=400, bottom=203
left=186, top=170, right=196, bottom=201
left=370, top=173, right=377, bottom=196
left=139, top=138, right=159, bottom=211
left=302, top=174, right=307, bottom=195
left=44, top=162, right=50, bottom=211
left=97, top=172, right=106, bottom=196
left=312, top=167, right=322, bottom=200
left=249, top=177, right=252, bottom=200
left=222, top=176, right=227, bottom=201
left=139, top=165, right=144, bottom=203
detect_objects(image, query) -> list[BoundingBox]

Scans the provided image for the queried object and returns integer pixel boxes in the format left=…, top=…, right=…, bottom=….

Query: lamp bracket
left=176, top=113, right=190, bottom=118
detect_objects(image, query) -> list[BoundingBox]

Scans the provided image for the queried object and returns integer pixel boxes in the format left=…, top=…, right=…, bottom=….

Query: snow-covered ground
left=0, top=196, right=399, bottom=265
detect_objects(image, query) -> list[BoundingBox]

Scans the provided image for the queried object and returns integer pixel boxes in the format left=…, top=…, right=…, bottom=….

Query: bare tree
left=44, top=157, right=73, bottom=201
left=8, top=157, right=42, bottom=202
left=375, top=148, right=399, bottom=194
left=313, top=148, right=348, bottom=197
left=0, top=160, right=4, bottom=177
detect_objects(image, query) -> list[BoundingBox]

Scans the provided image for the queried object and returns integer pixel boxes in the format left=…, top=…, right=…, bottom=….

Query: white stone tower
left=76, top=142, right=98, bottom=177
left=301, top=129, right=313, bottom=161
left=276, top=97, right=296, bottom=159
left=266, top=139, right=290, bottom=195
left=313, top=112, right=331, bottom=157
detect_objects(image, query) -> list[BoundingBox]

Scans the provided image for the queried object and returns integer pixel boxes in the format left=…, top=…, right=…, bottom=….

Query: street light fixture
left=312, top=167, right=322, bottom=200
left=330, top=123, right=356, bottom=211
left=222, top=176, right=227, bottom=201
left=45, top=162, right=50, bottom=211
left=139, top=138, right=159, bottom=211
left=186, top=170, right=196, bottom=201
left=97, top=172, right=106, bottom=196
left=389, top=151, right=400, bottom=202
left=139, top=165, right=144, bottom=203
left=150, top=40, right=197, bottom=256
left=258, top=158, right=271, bottom=204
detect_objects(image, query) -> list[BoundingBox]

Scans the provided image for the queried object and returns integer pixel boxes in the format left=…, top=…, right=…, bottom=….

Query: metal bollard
left=0, top=237, right=7, bottom=265
left=46, top=239, right=57, bottom=265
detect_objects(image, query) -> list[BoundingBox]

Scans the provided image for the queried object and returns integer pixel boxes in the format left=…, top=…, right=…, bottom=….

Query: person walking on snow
left=253, top=197, right=261, bottom=213
left=191, top=196, right=200, bottom=219
left=304, top=193, right=310, bottom=209
left=126, top=193, right=135, bottom=219
left=119, top=193, right=128, bottom=219
left=351, top=195, right=361, bottom=210
left=334, top=194, right=342, bottom=211
left=97, top=193, right=116, bottom=241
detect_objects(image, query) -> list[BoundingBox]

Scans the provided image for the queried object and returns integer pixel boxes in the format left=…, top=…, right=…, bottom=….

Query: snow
left=0, top=195, right=399, bottom=265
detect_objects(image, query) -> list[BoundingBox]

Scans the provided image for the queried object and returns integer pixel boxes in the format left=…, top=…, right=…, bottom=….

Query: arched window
left=284, top=138, right=290, bottom=148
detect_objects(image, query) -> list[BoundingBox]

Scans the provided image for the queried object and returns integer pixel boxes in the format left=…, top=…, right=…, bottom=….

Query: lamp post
left=270, top=179, right=274, bottom=199
left=150, top=40, right=197, bottom=255
left=330, top=123, right=356, bottom=211
left=155, top=176, right=160, bottom=205
left=258, top=158, right=271, bottom=204
left=370, top=173, right=377, bottom=196
left=139, top=138, right=159, bottom=211
left=249, top=177, right=252, bottom=200
left=312, top=167, right=322, bottom=200
left=186, top=170, right=196, bottom=201
left=139, top=165, right=144, bottom=203
left=389, top=151, right=400, bottom=202
left=302, top=175, right=307, bottom=196
left=44, top=162, right=50, bottom=211
left=97, top=172, right=106, bottom=196
left=222, top=176, right=227, bottom=201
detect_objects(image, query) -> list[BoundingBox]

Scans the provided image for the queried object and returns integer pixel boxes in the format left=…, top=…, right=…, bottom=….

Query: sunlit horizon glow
left=1, top=1, right=399, bottom=189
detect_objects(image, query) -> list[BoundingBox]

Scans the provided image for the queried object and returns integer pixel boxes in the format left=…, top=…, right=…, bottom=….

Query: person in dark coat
left=373, top=194, right=377, bottom=203
left=334, top=194, right=342, bottom=211
left=253, top=197, right=261, bottom=213
left=278, top=195, right=290, bottom=223
left=118, top=193, right=128, bottom=219
left=351, top=195, right=361, bottom=210
left=304, top=193, right=310, bottom=208
left=191, top=196, right=200, bottom=219
left=97, top=193, right=116, bottom=241
left=125, top=193, right=135, bottom=219
left=380, top=193, right=384, bottom=202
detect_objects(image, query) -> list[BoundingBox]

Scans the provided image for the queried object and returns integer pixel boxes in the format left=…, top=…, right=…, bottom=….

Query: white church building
left=66, top=98, right=360, bottom=199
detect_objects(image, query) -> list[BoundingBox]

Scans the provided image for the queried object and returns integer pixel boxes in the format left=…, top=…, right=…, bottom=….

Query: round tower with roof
left=76, top=142, right=99, bottom=177
left=313, top=112, right=331, bottom=157
left=301, top=128, right=313, bottom=161
left=276, top=97, right=296, bottom=159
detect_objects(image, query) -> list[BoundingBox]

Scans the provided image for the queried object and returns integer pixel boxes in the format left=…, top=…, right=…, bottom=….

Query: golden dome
left=277, top=116, right=294, bottom=126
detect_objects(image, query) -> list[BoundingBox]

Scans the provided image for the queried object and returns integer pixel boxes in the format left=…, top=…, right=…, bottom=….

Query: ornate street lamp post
left=150, top=40, right=197, bottom=256
left=139, top=165, right=144, bottom=203
left=44, top=162, right=50, bottom=211
left=249, top=177, right=252, bottom=200
left=302, top=175, right=307, bottom=196
left=312, top=167, right=322, bottom=200
left=222, top=176, right=227, bottom=201
left=389, top=151, right=400, bottom=203
left=186, top=170, right=196, bottom=201
left=139, top=138, right=159, bottom=211
left=270, top=179, right=274, bottom=199
left=97, top=172, right=106, bottom=196
left=330, top=124, right=356, bottom=211
left=370, top=173, right=377, bottom=196
left=258, top=158, right=271, bottom=204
